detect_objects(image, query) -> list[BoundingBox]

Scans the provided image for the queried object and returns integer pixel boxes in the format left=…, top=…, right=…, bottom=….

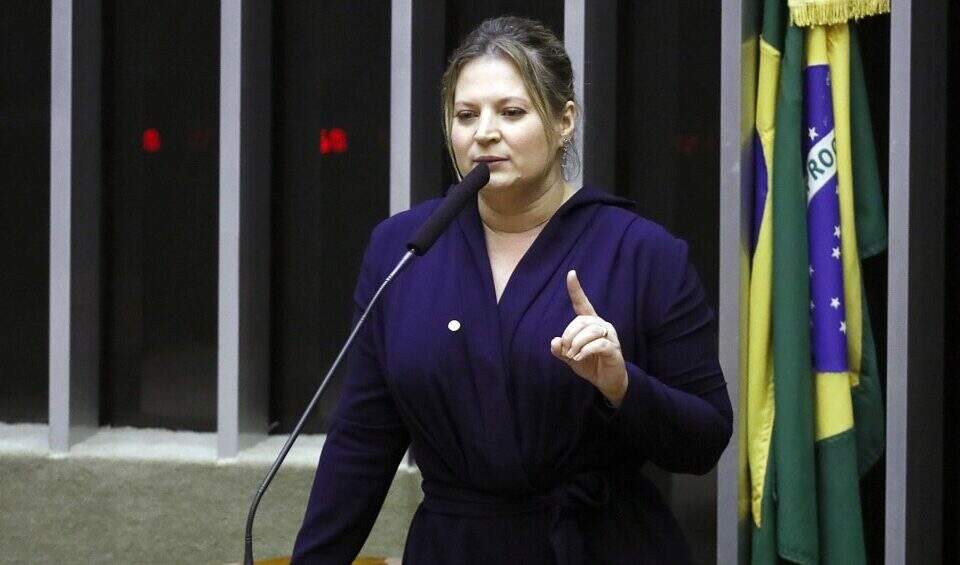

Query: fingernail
left=573, top=353, right=583, bottom=361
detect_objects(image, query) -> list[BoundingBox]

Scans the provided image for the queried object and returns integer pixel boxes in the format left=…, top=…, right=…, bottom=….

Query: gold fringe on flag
left=788, top=0, right=890, bottom=26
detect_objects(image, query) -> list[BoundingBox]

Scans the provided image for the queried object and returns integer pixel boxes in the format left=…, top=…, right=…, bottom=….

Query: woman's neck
left=478, top=176, right=574, bottom=234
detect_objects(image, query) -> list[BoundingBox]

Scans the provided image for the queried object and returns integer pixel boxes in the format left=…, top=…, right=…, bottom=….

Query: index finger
left=566, top=270, right=596, bottom=316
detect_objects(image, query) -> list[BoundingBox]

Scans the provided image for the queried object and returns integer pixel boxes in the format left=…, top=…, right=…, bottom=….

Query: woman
left=293, top=16, right=732, bottom=564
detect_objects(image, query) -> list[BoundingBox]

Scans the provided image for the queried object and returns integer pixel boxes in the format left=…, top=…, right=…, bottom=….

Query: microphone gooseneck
left=406, top=163, right=490, bottom=255
left=242, top=251, right=414, bottom=565
left=243, top=163, right=489, bottom=565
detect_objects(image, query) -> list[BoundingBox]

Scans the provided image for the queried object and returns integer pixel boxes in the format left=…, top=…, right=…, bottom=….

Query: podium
left=251, top=558, right=399, bottom=565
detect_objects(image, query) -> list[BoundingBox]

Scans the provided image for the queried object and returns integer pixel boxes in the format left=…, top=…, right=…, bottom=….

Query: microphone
left=406, top=163, right=490, bottom=255
left=243, top=162, right=489, bottom=564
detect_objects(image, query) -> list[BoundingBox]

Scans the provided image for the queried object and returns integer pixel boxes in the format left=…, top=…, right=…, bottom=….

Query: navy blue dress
left=292, top=187, right=733, bottom=564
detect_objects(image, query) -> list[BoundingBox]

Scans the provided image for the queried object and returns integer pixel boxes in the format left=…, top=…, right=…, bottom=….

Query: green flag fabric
left=745, top=1, right=887, bottom=563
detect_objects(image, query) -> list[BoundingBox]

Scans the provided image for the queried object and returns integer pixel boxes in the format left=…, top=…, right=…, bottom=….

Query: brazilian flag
left=742, top=0, right=888, bottom=563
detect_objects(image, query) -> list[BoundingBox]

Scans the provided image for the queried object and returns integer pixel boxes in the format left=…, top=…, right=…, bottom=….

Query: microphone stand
left=243, top=250, right=415, bottom=565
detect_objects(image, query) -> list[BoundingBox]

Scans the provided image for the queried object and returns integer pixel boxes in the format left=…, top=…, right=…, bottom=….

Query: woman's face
left=450, top=56, right=565, bottom=195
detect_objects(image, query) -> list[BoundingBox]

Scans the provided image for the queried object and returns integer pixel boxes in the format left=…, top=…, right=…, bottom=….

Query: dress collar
left=454, top=184, right=634, bottom=367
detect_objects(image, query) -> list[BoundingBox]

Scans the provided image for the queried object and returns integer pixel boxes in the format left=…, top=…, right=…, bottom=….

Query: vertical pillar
left=218, top=0, right=272, bottom=458
left=717, top=0, right=759, bottom=562
left=390, top=0, right=412, bottom=215
left=49, top=0, right=102, bottom=452
left=885, top=0, right=946, bottom=562
left=564, top=0, right=585, bottom=190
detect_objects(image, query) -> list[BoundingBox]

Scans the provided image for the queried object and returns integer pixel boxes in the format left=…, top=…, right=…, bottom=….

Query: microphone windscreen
left=406, top=163, right=490, bottom=255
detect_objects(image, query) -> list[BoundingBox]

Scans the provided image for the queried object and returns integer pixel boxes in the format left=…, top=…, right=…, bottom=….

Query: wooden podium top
left=252, top=558, right=399, bottom=565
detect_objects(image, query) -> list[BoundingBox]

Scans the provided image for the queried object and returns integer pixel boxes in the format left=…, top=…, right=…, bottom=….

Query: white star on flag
left=810, top=300, right=816, bottom=310
left=833, top=225, right=841, bottom=238
left=809, top=265, right=815, bottom=276
left=808, top=127, right=818, bottom=140
left=831, top=247, right=841, bottom=259
left=830, top=297, right=841, bottom=309
left=840, top=320, right=847, bottom=334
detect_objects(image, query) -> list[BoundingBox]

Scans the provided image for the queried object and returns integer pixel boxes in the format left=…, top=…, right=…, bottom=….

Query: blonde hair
left=440, top=16, right=580, bottom=180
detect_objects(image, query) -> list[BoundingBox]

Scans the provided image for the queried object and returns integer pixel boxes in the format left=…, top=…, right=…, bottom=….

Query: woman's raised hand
left=550, top=270, right=629, bottom=407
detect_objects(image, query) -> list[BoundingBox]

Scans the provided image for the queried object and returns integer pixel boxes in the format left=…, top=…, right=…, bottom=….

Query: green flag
left=746, top=1, right=886, bottom=563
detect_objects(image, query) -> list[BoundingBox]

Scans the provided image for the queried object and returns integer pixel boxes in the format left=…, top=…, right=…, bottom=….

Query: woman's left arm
left=617, top=233, right=733, bottom=474
left=552, top=232, right=733, bottom=475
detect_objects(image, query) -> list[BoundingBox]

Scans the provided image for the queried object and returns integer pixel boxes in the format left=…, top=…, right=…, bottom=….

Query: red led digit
left=318, top=128, right=348, bottom=155
left=142, top=128, right=161, bottom=153
left=318, top=129, right=331, bottom=154
left=329, top=128, right=348, bottom=153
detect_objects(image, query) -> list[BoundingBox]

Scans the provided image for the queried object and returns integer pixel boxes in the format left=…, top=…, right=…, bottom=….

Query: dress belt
left=420, top=472, right=611, bottom=565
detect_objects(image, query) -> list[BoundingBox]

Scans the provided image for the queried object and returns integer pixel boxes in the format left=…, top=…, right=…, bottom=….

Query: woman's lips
left=474, top=157, right=508, bottom=167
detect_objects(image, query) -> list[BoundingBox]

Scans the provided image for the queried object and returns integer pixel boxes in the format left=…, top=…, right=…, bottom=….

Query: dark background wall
left=269, top=2, right=391, bottom=434
left=855, top=15, right=890, bottom=565
left=0, top=3, right=51, bottom=424
left=100, top=0, right=220, bottom=431
left=615, top=1, right=721, bottom=312
left=944, top=3, right=959, bottom=558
